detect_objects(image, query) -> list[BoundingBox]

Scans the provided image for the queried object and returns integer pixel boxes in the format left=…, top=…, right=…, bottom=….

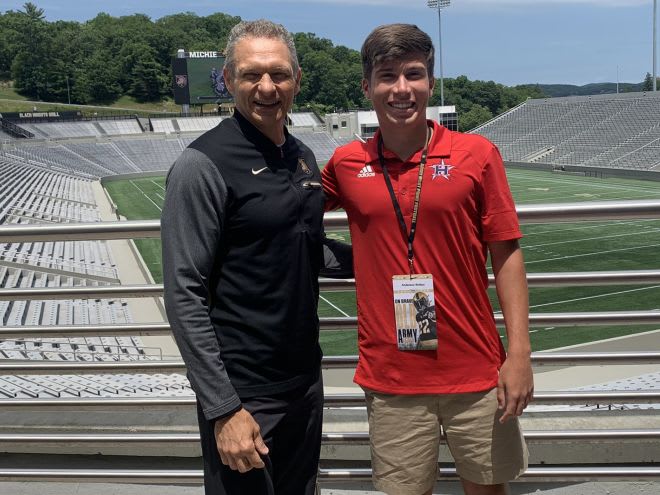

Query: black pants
left=197, top=374, right=324, bottom=495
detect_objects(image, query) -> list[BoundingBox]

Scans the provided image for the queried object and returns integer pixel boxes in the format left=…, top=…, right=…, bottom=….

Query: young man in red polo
left=322, top=23, right=533, bottom=495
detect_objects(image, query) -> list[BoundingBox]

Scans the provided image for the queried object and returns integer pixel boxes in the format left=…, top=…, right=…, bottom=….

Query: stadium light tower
left=654, top=0, right=657, bottom=91
left=427, top=0, right=451, bottom=107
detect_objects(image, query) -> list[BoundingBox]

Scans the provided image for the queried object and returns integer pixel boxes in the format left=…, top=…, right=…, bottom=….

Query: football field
left=104, top=168, right=660, bottom=355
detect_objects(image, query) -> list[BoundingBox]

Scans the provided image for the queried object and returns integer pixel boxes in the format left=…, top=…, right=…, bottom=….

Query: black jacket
left=162, top=111, right=349, bottom=421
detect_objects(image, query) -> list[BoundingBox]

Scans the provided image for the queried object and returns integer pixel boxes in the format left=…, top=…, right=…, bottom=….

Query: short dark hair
left=361, top=24, right=434, bottom=81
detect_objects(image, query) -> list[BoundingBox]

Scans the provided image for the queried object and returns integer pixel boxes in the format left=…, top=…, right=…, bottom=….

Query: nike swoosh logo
left=251, top=167, right=269, bottom=175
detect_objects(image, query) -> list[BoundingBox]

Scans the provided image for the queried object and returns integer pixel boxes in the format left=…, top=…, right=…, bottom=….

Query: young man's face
left=362, top=54, right=434, bottom=131
left=224, top=36, right=301, bottom=138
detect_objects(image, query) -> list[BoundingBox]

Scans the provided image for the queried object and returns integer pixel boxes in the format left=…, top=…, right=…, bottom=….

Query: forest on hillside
left=5, top=2, right=647, bottom=130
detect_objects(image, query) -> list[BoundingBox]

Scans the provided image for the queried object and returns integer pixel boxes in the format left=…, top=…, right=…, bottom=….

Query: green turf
left=104, top=168, right=660, bottom=355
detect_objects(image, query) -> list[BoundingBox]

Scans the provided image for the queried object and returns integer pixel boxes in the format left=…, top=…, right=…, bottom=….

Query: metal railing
left=0, top=429, right=656, bottom=444
left=0, top=391, right=657, bottom=409
left=0, top=351, right=659, bottom=374
left=1, top=199, right=660, bottom=242
left=0, top=466, right=656, bottom=483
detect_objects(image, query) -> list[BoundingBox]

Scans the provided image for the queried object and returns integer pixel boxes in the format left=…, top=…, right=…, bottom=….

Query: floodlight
left=427, top=0, right=451, bottom=9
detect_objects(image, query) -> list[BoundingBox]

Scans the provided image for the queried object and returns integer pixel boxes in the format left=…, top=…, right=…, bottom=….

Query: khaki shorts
left=364, top=387, right=528, bottom=495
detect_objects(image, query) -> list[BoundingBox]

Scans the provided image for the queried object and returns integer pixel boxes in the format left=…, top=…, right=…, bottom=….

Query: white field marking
left=151, top=179, right=165, bottom=191
left=524, top=226, right=660, bottom=249
left=507, top=176, right=660, bottom=197
left=527, top=285, right=660, bottom=310
left=507, top=172, right=660, bottom=195
left=319, top=294, right=350, bottom=317
left=491, top=285, right=660, bottom=315
left=130, top=180, right=162, bottom=212
left=155, top=193, right=165, bottom=202
left=525, top=242, right=660, bottom=265
left=523, top=219, right=660, bottom=237
left=519, top=192, right=660, bottom=205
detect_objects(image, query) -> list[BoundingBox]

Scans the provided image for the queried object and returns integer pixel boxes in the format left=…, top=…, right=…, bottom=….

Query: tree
left=642, top=72, right=654, bottom=92
left=459, top=104, right=493, bottom=132
left=11, top=2, right=53, bottom=99
left=129, top=56, right=169, bottom=102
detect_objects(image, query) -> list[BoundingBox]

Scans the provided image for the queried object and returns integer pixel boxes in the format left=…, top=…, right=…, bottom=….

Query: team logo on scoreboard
left=175, top=75, right=188, bottom=88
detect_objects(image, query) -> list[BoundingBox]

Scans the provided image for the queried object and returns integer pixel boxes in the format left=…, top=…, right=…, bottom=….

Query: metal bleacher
left=290, top=111, right=322, bottom=127
left=473, top=91, right=660, bottom=170
left=0, top=159, right=165, bottom=409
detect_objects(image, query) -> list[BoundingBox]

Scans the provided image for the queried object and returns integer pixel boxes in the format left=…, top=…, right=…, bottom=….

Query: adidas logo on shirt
left=357, top=164, right=376, bottom=178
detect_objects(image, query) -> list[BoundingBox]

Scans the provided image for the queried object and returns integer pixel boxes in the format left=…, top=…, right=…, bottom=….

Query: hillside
left=537, top=82, right=644, bottom=98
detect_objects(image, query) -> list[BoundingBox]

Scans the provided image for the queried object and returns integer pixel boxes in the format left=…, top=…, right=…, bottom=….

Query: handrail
left=318, top=466, right=660, bottom=481
left=0, top=466, right=657, bottom=482
left=3, top=268, right=660, bottom=300
left=0, top=429, right=656, bottom=444
left=1, top=199, right=660, bottom=241
left=0, top=311, right=658, bottom=339
left=0, top=351, right=659, bottom=374
left=0, top=391, right=657, bottom=408
left=323, top=391, right=660, bottom=407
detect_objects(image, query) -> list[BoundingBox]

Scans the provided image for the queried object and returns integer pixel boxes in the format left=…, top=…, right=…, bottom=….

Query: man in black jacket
left=161, top=19, right=349, bottom=495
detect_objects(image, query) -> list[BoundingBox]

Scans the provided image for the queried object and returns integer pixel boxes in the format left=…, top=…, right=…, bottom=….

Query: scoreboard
left=172, top=51, right=233, bottom=105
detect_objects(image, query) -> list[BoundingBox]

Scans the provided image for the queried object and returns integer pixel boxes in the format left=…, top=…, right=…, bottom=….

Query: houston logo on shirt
left=431, top=160, right=454, bottom=180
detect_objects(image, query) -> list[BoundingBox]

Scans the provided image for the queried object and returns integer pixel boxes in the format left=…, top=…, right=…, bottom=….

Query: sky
left=2, top=0, right=658, bottom=86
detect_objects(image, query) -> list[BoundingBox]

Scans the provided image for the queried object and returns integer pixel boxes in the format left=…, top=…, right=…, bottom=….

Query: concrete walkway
left=90, top=180, right=179, bottom=357
left=0, top=480, right=657, bottom=494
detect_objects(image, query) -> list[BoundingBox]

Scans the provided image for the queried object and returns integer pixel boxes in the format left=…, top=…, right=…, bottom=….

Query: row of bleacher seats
left=0, top=336, right=147, bottom=361
left=4, top=112, right=322, bottom=141
left=0, top=269, right=126, bottom=326
left=1, top=139, right=187, bottom=176
left=0, top=238, right=117, bottom=278
left=0, top=372, right=192, bottom=398
left=2, top=131, right=338, bottom=176
left=0, top=159, right=96, bottom=223
left=289, top=112, right=322, bottom=127
left=17, top=119, right=143, bottom=139
left=473, top=91, right=660, bottom=171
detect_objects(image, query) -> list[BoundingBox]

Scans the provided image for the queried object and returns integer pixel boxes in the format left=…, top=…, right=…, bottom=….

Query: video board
left=172, top=51, right=233, bottom=105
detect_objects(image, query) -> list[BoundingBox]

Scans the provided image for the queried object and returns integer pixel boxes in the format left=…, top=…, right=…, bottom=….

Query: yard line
left=523, top=219, right=659, bottom=237
left=129, top=180, right=162, bottom=212
left=507, top=173, right=660, bottom=195
left=151, top=179, right=166, bottom=191
left=320, top=294, right=350, bottom=317
left=526, top=285, right=660, bottom=310
left=524, top=226, right=660, bottom=249
left=155, top=193, right=165, bottom=202
left=525, top=242, right=660, bottom=265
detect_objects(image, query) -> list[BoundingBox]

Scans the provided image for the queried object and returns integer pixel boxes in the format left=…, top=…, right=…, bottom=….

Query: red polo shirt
left=322, top=121, right=522, bottom=394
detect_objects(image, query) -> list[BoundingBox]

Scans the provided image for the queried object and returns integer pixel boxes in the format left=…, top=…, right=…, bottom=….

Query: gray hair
left=224, top=19, right=299, bottom=77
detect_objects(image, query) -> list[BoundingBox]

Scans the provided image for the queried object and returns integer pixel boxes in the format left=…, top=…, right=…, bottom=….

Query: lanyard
left=377, top=127, right=429, bottom=275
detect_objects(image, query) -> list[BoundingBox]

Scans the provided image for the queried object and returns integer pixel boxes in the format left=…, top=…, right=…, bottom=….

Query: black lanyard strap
left=377, top=127, right=429, bottom=275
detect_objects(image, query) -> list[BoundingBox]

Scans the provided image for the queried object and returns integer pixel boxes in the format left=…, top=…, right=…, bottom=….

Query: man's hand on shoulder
left=213, top=408, right=269, bottom=472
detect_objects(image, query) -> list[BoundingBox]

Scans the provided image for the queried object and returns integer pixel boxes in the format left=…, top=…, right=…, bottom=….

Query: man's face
left=224, top=36, right=301, bottom=137
left=362, top=54, right=434, bottom=130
